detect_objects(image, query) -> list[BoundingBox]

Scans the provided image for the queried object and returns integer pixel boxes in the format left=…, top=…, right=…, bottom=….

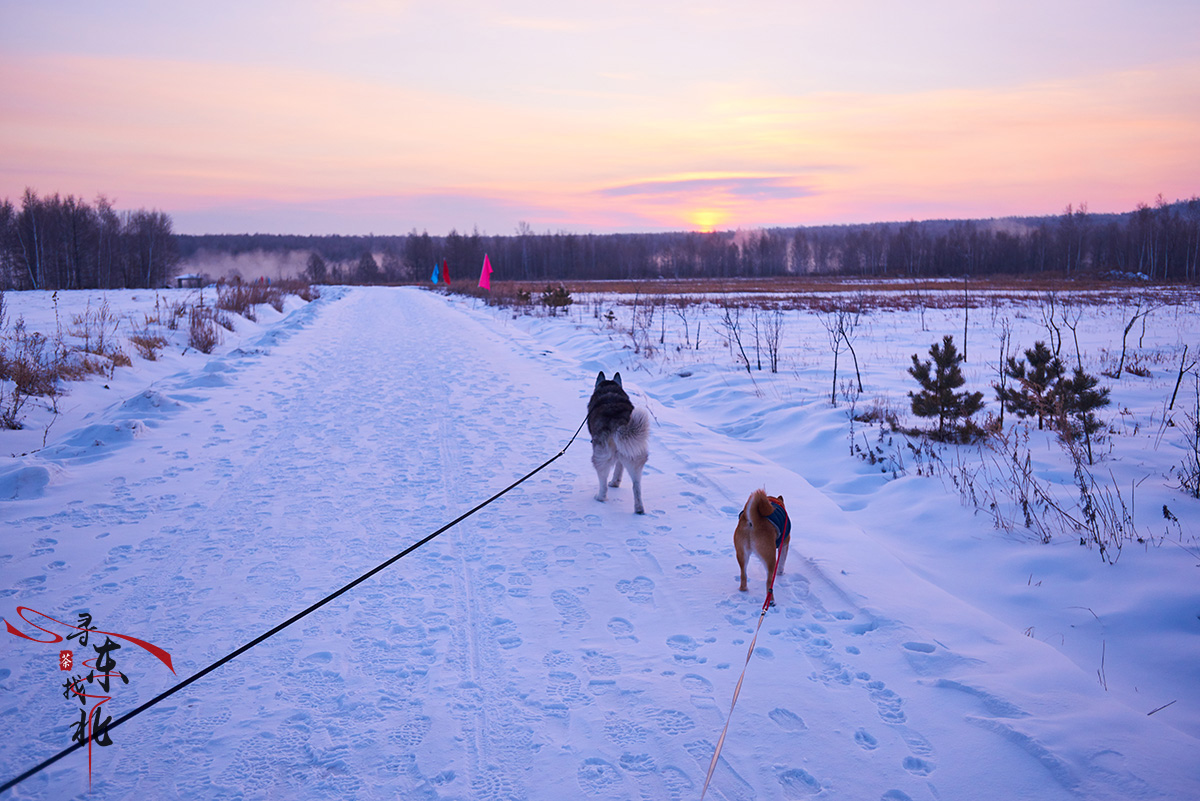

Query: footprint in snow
left=867, top=680, right=907, bottom=724
left=855, top=728, right=879, bottom=750
left=577, top=758, right=622, bottom=795
left=551, top=589, right=590, bottom=629
left=615, top=576, right=655, bottom=605
left=543, top=650, right=574, bottom=668
left=666, top=635, right=706, bottom=665
left=490, top=617, right=523, bottom=649
left=607, top=617, right=636, bottom=640
left=619, top=752, right=657, bottom=774
left=524, top=550, right=549, bottom=575
left=902, top=756, right=935, bottom=776
left=604, top=712, right=651, bottom=745
left=546, top=670, right=591, bottom=708
left=666, top=634, right=699, bottom=653
left=30, top=538, right=58, bottom=557
left=651, top=708, right=696, bottom=736
left=582, top=649, right=620, bottom=676
left=16, top=575, right=46, bottom=590
left=778, top=767, right=823, bottom=797
left=769, top=707, right=807, bottom=731
left=585, top=542, right=611, bottom=560
left=898, top=727, right=935, bottom=757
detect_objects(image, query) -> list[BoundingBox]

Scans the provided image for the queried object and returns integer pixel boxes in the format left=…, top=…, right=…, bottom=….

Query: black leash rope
left=2, top=415, right=589, bottom=795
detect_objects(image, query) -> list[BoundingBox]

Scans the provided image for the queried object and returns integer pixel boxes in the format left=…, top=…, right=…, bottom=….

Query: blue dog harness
left=766, top=500, right=791, bottom=549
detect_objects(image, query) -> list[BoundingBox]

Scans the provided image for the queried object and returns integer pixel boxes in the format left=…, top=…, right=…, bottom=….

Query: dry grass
left=1, top=317, right=59, bottom=428
left=455, top=277, right=1200, bottom=313
left=1, top=320, right=58, bottom=395
left=69, top=298, right=121, bottom=355
left=217, top=279, right=316, bottom=317
left=217, top=282, right=280, bottom=318
left=129, top=331, right=168, bottom=361
left=188, top=307, right=220, bottom=353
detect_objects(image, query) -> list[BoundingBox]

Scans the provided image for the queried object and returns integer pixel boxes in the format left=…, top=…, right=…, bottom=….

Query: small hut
left=176, top=273, right=203, bottom=289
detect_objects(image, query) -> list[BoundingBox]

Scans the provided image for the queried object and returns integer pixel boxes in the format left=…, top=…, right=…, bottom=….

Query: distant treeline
left=5, top=189, right=1198, bottom=289
left=0, top=189, right=179, bottom=290
left=179, top=197, right=1200, bottom=284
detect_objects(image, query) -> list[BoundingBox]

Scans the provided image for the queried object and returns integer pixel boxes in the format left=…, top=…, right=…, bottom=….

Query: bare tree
left=719, top=300, right=752, bottom=374
left=820, top=303, right=862, bottom=404
left=1169, top=345, right=1197, bottom=411
left=671, top=297, right=693, bottom=350
left=842, top=301, right=864, bottom=393
left=995, top=318, right=1013, bottom=426
left=750, top=309, right=763, bottom=370
left=1040, top=291, right=1063, bottom=357
left=1115, top=296, right=1156, bottom=378
left=762, top=308, right=784, bottom=373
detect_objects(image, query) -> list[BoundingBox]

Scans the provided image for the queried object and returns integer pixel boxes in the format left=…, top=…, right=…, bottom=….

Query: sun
left=688, top=209, right=726, bottom=232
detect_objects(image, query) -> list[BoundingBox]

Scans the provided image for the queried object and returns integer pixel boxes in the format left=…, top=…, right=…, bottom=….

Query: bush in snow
left=907, top=334, right=984, bottom=441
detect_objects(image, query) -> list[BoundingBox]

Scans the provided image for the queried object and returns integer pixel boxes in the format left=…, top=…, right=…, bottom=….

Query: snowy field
left=1, top=283, right=1198, bottom=800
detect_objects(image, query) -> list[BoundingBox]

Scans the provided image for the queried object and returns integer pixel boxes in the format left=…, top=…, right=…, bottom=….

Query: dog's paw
left=594, top=493, right=606, bottom=503
left=634, top=504, right=645, bottom=515
left=608, top=478, right=621, bottom=488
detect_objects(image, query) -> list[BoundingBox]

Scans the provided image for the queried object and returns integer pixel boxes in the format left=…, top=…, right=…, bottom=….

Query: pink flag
left=479, top=254, right=493, bottom=290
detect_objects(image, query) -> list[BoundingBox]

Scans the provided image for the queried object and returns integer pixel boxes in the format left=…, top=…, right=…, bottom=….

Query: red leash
left=699, top=538, right=785, bottom=799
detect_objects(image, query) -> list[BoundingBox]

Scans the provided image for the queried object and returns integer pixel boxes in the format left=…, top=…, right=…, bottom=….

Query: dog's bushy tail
left=622, top=407, right=650, bottom=440
left=611, top=406, right=650, bottom=460
left=747, top=488, right=775, bottom=523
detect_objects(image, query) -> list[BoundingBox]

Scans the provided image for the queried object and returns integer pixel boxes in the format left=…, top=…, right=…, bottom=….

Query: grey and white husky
left=587, top=371, right=650, bottom=514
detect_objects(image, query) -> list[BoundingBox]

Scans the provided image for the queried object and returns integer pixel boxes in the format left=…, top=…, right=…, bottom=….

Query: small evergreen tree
left=541, top=284, right=573, bottom=316
left=908, top=335, right=984, bottom=440
left=997, top=341, right=1064, bottom=429
left=1055, top=366, right=1111, bottom=464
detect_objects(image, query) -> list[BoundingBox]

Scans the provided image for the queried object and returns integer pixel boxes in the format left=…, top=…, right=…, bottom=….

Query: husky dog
left=734, top=489, right=792, bottom=597
left=587, top=371, right=650, bottom=514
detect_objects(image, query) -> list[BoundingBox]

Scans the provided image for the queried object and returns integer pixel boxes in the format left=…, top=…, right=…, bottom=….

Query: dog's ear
left=612, top=372, right=623, bottom=387
left=595, top=371, right=606, bottom=387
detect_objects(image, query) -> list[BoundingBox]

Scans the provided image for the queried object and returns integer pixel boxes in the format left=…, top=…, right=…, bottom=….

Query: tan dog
left=735, top=489, right=792, bottom=598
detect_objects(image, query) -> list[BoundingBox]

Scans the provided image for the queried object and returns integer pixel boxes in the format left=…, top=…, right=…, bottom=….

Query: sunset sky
left=2, top=1, right=1198, bottom=236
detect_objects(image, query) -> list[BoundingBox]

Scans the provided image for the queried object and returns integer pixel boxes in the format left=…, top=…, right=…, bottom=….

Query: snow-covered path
left=2, top=287, right=1197, bottom=800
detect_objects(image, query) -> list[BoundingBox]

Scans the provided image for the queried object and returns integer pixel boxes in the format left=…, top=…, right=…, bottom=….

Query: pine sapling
left=1055, top=366, right=1111, bottom=465
left=997, top=341, right=1064, bottom=430
left=908, top=334, right=985, bottom=441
